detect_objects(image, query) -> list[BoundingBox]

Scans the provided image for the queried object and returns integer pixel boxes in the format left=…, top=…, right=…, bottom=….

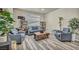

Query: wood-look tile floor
left=16, top=34, right=79, bottom=50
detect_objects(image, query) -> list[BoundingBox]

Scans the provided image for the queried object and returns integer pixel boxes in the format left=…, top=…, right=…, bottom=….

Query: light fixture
left=41, top=8, right=45, bottom=11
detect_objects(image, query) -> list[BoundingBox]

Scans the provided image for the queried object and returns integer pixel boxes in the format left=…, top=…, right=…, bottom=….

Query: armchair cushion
left=63, top=28, right=70, bottom=33
left=11, top=29, right=18, bottom=35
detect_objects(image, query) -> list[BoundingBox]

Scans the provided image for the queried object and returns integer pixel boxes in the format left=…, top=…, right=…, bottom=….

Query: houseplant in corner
left=69, top=17, right=79, bottom=41
left=0, top=10, right=14, bottom=42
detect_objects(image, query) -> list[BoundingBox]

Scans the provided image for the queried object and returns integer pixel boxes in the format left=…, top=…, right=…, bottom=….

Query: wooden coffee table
left=34, top=32, right=50, bottom=41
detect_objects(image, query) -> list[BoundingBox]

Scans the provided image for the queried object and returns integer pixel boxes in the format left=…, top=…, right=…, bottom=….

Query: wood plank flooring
left=16, top=34, right=79, bottom=50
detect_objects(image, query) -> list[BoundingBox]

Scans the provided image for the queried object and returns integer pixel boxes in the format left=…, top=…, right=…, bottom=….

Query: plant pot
left=0, top=35, right=7, bottom=43
left=72, top=34, right=76, bottom=41
left=75, top=34, right=79, bottom=41
left=0, top=35, right=10, bottom=50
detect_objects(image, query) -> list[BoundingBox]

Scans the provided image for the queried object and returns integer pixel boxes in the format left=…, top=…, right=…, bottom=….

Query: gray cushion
left=63, top=28, right=70, bottom=33
left=11, top=29, right=18, bottom=35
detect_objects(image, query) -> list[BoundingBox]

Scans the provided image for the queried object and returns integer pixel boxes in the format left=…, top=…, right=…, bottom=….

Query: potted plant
left=58, top=17, right=64, bottom=31
left=69, top=18, right=79, bottom=41
left=0, top=10, right=14, bottom=42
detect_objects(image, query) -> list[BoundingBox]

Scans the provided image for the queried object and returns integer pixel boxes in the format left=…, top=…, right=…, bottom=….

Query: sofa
left=28, top=26, right=43, bottom=35
left=54, top=28, right=72, bottom=42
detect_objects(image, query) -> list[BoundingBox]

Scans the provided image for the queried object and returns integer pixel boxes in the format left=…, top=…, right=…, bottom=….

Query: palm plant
left=0, top=10, right=14, bottom=36
left=69, top=18, right=79, bottom=33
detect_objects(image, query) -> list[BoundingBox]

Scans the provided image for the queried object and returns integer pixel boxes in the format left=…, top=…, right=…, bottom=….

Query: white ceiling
left=18, top=8, right=58, bottom=14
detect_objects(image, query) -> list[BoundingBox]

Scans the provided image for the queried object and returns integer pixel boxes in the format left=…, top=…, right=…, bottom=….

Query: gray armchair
left=8, top=28, right=25, bottom=44
left=54, top=28, right=72, bottom=42
left=8, top=33, right=22, bottom=44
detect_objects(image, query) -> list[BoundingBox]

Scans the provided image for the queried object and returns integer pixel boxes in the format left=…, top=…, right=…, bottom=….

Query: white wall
left=13, top=9, right=45, bottom=28
left=45, top=8, right=79, bottom=33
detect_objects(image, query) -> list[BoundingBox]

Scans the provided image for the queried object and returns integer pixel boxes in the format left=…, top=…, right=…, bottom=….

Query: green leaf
left=0, top=10, right=14, bottom=36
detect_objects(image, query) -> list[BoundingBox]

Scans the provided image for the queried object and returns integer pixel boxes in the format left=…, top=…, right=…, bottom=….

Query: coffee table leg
left=34, top=34, right=36, bottom=39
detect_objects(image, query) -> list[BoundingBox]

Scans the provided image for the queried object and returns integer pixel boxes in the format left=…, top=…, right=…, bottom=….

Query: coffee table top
left=35, top=32, right=49, bottom=35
